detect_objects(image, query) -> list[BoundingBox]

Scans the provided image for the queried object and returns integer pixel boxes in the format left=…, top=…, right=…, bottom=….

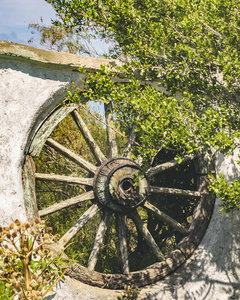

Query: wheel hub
left=94, top=158, right=149, bottom=213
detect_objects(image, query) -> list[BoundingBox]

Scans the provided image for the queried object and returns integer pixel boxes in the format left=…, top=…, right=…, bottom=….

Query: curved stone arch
left=0, top=41, right=240, bottom=299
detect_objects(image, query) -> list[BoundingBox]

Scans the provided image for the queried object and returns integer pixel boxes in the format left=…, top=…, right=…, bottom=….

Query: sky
left=0, top=0, right=56, bottom=47
left=0, top=0, right=109, bottom=54
left=0, top=0, right=107, bottom=115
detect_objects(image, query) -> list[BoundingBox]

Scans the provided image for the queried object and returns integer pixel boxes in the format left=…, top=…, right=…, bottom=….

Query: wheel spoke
left=35, top=173, right=94, bottom=186
left=116, top=214, right=130, bottom=274
left=130, top=210, right=165, bottom=261
left=149, top=186, right=201, bottom=198
left=88, top=210, right=112, bottom=271
left=143, top=201, right=189, bottom=235
left=71, top=110, right=107, bottom=165
left=105, top=102, right=118, bottom=158
left=122, top=124, right=136, bottom=159
left=59, top=204, right=101, bottom=247
left=46, top=138, right=97, bottom=174
left=146, top=155, right=195, bottom=177
left=39, top=191, right=95, bottom=217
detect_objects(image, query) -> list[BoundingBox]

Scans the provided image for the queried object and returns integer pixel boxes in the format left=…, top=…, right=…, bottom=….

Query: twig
left=42, top=267, right=69, bottom=298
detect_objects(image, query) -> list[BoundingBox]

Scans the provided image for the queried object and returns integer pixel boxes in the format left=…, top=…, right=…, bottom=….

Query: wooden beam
left=130, top=210, right=165, bottom=261
left=105, top=102, right=118, bottom=158
left=22, top=155, right=39, bottom=221
left=116, top=214, right=130, bottom=274
left=39, top=191, right=95, bottom=217
left=46, top=138, right=97, bottom=174
left=146, top=155, right=195, bottom=177
left=149, top=186, right=201, bottom=198
left=29, top=104, right=78, bottom=157
left=35, top=173, right=94, bottom=186
left=59, top=204, right=101, bottom=246
left=144, top=201, right=189, bottom=235
left=71, top=110, right=107, bottom=164
left=88, top=210, right=112, bottom=271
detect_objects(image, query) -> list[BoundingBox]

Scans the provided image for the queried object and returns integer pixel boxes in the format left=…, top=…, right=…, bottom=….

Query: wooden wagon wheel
left=22, top=101, right=215, bottom=289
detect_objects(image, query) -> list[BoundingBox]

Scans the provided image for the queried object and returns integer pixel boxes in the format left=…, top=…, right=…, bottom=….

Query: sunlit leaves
left=46, top=0, right=240, bottom=209
left=209, top=174, right=240, bottom=213
left=47, top=0, right=240, bottom=158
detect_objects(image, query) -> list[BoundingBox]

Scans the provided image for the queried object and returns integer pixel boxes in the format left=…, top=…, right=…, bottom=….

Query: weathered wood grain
left=116, top=214, right=130, bottom=274
left=176, top=176, right=215, bottom=258
left=22, top=155, right=39, bottom=221
left=146, top=155, right=195, bottom=177
left=53, top=175, right=214, bottom=289
left=66, top=248, right=186, bottom=289
left=88, top=210, right=112, bottom=271
left=39, top=190, right=95, bottom=217
left=35, top=173, right=94, bottom=186
left=105, top=102, right=118, bottom=158
left=59, top=204, right=101, bottom=246
left=29, top=104, right=78, bottom=157
left=144, top=201, right=189, bottom=235
left=46, top=138, right=97, bottom=174
left=71, top=109, right=107, bottom=164
left=149, top=186, right=201, bottom=198
left=130, top=210, right=165, bottom=261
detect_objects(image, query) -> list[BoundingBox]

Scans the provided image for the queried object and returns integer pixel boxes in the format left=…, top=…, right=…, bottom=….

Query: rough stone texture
left=0, top=40, right=121, bottom=72
left=0, top=41, right=240, bottom=299
left=45, top=277, right=122, bottom=300
left=0, top=56, right=79, bottom=225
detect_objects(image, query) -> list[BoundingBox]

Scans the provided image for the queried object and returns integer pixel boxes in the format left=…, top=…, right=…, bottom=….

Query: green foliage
left=28, top=17, right=99, bottom=56
left=0, top=281, right=13, bottom=300
left=0, top=218, right=69, bottom=300
left=29, top=0, right=240, bottom=276
left=25, top=1, right=240, bottom=280
left=46, top=0, right=240, bottom=158
left=68, top=66, right=237, bottom=170
left=47, top=0, right=240, bottom=95
left=45, top=0, right=240, bottom=214
left=209, top=174, right=240, bottom=213
left=122, top=284, right=139, bottom=300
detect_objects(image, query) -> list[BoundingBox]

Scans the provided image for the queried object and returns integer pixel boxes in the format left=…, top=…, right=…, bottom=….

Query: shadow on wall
left=141, top=151, right=240, bottom=300
left=142, top=227, right=240, bottom=300
left=215, top=150, right=240, bottom=182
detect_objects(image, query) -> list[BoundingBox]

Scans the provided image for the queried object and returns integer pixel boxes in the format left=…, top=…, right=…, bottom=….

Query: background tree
left=28, top=16, right=112, bottom=57
left=29, top=0, right=240, bottom=276
left=43, top=0, right=240, bottom=211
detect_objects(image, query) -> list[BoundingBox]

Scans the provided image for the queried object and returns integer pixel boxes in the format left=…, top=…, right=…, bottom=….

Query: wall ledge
left=0, top=40, right=121, bottom=71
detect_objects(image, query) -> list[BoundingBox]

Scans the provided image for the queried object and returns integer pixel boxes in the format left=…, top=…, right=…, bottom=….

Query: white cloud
left=0, top=0, right=56, bottom=45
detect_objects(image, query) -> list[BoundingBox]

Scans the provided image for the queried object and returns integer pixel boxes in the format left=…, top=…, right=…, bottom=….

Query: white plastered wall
left=0, top=41, right=240, bottom=300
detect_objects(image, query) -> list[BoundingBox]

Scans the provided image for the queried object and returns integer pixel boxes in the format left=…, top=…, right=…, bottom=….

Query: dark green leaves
left=209, top=174, right=240, bottom=213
